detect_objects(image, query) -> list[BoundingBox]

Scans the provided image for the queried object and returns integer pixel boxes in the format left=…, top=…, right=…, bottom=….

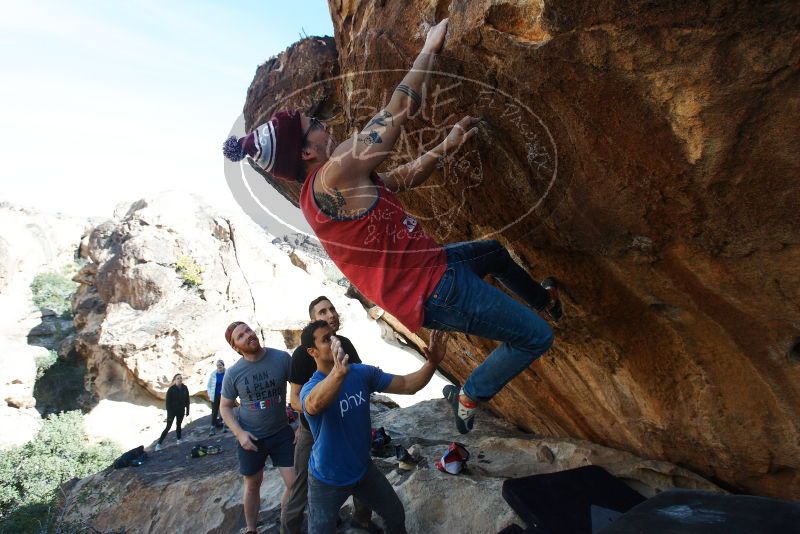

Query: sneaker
left=154, top=443, right=162, bottom=452
left=540, top=276, right=563, bottom=322
left=443, top=384, right=476, bottom=434
left=176, top=439, right=182, bottom=445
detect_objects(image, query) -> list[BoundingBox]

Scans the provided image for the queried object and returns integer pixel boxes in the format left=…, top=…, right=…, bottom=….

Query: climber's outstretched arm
left=381, top=115, right=481, bottom=192
left=324, top=19, right=448, bottom=186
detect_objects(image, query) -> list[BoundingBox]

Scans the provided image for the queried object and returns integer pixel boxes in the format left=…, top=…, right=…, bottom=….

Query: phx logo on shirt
left=339, top=390, right=367, bottom=417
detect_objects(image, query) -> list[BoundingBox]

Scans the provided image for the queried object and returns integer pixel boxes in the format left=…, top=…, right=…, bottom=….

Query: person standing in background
left=206, top=359, right=227, bottom=435
left=220, top=321, right=296, bottom=534
left=155, top=373, right=190, bottom=451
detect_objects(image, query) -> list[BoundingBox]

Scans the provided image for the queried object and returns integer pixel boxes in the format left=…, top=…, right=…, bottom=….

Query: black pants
left=211, top=394, right=221, bottom=427
left=158, top=410, right=184, bottom=444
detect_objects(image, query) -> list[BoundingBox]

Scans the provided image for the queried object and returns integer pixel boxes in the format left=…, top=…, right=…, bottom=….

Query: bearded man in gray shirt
left=220, top=321, right=295, bottom=534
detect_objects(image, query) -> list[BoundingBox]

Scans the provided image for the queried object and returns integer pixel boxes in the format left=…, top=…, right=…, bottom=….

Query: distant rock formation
left=0, top=203, right=90, bottom=447
left=241, top=0, right=800, bottom=499
left=71, top=192, right=447, bottom=448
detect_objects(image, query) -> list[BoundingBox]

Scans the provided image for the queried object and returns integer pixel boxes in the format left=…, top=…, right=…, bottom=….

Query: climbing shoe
left=370, top=427, right=392, bottom=455
left=443, top=384, right=476, bottom=434
left=540, top=276, right=563, bottom=322
left=395, top=445, right=417, bottom=470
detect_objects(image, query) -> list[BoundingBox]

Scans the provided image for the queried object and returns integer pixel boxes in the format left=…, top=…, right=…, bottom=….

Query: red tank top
left=300, top=168, right=446, bottom=331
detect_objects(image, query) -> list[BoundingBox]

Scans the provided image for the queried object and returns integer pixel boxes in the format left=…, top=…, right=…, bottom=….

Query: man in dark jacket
left=155, top=373, right=190, bottom=451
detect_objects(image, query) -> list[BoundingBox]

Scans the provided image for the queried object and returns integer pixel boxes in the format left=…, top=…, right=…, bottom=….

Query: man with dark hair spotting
left=299, top=320, right=449, bottom=534
left=283, top=296, right=375, bottom=533
left=223, top=18, right=561, bottom=434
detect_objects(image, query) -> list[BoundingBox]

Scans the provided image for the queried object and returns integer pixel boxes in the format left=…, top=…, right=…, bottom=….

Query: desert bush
left=30, top=268, right=78, bottom=318
left=34, top=350, right=58, bottom=379
left=0, top=411, right=119, bottom=533
left=175, top=255, right=204, bottom=288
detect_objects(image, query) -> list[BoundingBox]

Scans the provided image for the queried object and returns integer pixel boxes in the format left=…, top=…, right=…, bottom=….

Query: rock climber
left=223, top=18, right=561, bottom=435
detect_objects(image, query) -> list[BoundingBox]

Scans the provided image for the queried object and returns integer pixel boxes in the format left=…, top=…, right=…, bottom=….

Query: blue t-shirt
left=300, top=364, right=394, bottom=486
left=214, top=371, right=224, bottom=397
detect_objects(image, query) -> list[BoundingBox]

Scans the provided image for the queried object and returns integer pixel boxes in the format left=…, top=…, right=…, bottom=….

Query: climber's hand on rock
left=237, top=430, right=258, bottom=452
left=442, top=116, right=481, bottom=155
left=423, top=18, right=449, bottom=54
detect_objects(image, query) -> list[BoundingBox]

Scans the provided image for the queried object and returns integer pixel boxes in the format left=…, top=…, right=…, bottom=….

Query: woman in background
left=155, top=373, right=190, bottom=451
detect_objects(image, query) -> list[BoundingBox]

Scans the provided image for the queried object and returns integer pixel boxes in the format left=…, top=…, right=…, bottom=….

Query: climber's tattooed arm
left=356, top=111, right=391, bottom=146
left=322, top=47, right=436, bottom=181
left=381, top=141, right=447, bottom=192
left=358, top=131, right=383, bottom=146
left=365, top=110, right=394, bottom=129
left=394, top=84, right=421, bottom=110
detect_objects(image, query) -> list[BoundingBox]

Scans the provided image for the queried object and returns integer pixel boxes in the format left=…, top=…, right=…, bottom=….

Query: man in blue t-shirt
left=300, top=320, right=448, bottom=534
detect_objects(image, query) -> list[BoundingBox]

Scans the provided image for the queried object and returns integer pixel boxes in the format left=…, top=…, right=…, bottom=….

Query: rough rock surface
left=60, top=399, right=720, bottom=533
left=241, top=1, right=800, bottom=498
left=0, top=203, right=90, bottom=447
left=72, top=193, right=447, bottom=448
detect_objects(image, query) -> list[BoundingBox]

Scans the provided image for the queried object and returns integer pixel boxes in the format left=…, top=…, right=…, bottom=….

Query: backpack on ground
left=113, top=445, right=146, bottom=469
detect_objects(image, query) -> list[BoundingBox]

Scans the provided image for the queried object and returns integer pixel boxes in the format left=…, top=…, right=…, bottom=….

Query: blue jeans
left=308, top=460, right=406, bottom=534
left=423, top=240, right=554, bottom=401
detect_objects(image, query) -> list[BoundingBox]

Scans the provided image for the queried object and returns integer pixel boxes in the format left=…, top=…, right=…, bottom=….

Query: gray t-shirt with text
left=221, top=347, right=291, bottom=439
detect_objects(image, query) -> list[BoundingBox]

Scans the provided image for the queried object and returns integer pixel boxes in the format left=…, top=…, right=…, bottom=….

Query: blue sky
left=0, top=0, right=333, bottom=218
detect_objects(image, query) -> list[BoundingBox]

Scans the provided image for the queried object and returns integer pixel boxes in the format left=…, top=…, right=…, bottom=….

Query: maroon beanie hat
left=222, top=109, right=304, bottom=182
left=224, top=321, right=245, bottom=348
